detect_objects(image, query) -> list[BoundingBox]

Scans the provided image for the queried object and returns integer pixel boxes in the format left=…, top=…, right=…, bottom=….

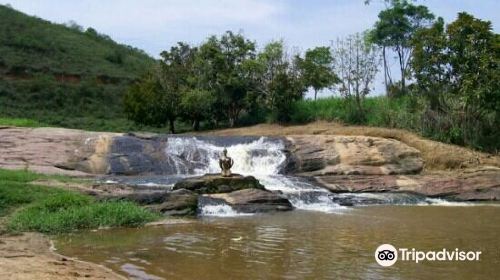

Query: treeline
left=367, top=1, right=499, bottom=151
left=124, top=32, right=338, bottom=133
left=124, top=0, right=497, bottom=151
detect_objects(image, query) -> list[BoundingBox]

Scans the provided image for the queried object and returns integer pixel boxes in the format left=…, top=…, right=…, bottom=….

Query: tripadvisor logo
left=375, top=244, right=482, bottom=267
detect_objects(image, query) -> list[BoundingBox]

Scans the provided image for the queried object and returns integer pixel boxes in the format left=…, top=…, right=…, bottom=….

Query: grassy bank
left=290, top=96, right=499, bottom=153
left=0, top=169, right=159, bottom=234
left=0, top=116, right=202, bottom=133
left=0, top=117, right=42, bottom=127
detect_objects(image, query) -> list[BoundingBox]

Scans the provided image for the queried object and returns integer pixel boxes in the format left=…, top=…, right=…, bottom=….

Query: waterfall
left=101, top=136, right=472, bottom=216
left=163, top=136, right=346, bottom=214
left=164, top=136, right=286, bottom=175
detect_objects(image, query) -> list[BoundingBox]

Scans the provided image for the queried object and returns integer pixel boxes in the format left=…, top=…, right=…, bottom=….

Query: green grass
left=290, top=96, right=419, bottom=126
left=0, top=117, right=42, bottom=127
left=290, top=95, right=499, bottom=152
left=0, top=169, right=159, bottom=234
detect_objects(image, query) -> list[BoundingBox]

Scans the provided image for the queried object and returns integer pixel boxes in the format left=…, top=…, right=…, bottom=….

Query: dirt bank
left=0, top=233, right=125, bottom=280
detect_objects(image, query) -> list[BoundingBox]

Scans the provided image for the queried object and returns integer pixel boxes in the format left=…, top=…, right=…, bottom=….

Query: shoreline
left=1, top=122, right=499, bottom=278
left=0, top=232, right=126, bottom=280
left=0, top=218, right=194, bottom=280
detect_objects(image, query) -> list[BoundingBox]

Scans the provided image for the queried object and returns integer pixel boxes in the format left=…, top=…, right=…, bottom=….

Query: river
left=55, top=206, right=500, bottom=280
left=56, top=136, right=500, bottom=279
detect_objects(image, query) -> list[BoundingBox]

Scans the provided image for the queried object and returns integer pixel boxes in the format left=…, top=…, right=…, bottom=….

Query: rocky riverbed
left=1, top=125, right=499, bottom=202
left=1, top=123, right=499, bottom=279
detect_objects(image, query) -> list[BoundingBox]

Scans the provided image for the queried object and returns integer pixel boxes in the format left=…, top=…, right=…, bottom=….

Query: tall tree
left=124, top=43, right=196, bottom=133
left=411, top=17, right=448, bottom=109
left=412, top=12, right=499, bottom=147
left=158, top=42, right=197, bottom=133
left=255, top=41, right=306, bottom=122
left=297, top=46, right=338, bottom=100
left=370, top=0, right=434, bottom=94
left=195, top=31, right=257, bottom=127
left=332, top=33, right=380, bottom=114
left=123, top=69, right=173, bottom=131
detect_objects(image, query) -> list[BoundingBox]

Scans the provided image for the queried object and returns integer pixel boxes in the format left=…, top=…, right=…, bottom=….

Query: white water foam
left=163, top=136, right=487, bottom=215
left=165, top=137, right=345, bottom=215
left=165, top=137, right=286, bottom=175
left=421, top=198, right=474, bottom=206
left=138, top=182, right=161, bottom=187
left=200, top=204, right=253, bottom=217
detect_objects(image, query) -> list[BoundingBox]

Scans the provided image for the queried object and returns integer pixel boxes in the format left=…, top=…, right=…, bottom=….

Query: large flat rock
left=0, top=127, right=117, bottom=176
left=286, top=135, right=423, bottom=175
left=315, top=168, right=500, bottom=201
left=1, top=127, right=424, bottom=177
left=173, top=174, right=265, bottom=194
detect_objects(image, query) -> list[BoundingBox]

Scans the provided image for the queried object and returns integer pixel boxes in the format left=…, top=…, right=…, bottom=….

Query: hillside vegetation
left=0, top=5, right=154, bottom=131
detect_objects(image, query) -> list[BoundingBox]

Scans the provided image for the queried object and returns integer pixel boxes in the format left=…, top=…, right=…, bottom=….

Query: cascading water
left=163, top=136, right=346, bottom=215
left=100, top=136, right=472, bottom=216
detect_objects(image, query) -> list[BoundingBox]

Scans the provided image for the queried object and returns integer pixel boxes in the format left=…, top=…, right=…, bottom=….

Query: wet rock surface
left=202, top=189, right=293, bottom=213
left=315, top=167, right=500, bottom=201
left=2, top=127, right=499, bottom=202
left=55, top=132, right=425, bottom=176
left=145, top=189, right=198, bottom=216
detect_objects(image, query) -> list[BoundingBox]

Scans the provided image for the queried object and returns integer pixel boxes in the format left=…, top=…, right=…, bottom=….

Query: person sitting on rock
left=219, top=148, right=234, bottom=177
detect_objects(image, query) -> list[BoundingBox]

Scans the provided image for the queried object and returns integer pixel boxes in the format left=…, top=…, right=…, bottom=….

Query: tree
left=332, top=33, right=380, bottom=115
left=180, top=89, right=215, bottom=130
left=255, top=41, right=306, bottom=122
left=411, top=12, right=499, bottom=148
left=124, top=43, right=196, bottom=133
left=297, top=46, right=338, bottom=100
left=123, top=70, right=172, bottom=130
left=370, top=0, right=434, bottom=94
left=411, top=17, right=448, bottom=109
left=195, top=31, right=257, bottom=127
left=157, top=42, right=197, bottom=133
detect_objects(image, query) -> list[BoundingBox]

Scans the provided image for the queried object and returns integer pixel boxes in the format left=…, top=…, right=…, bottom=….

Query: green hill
left=0, top=5, right=155, bottom=131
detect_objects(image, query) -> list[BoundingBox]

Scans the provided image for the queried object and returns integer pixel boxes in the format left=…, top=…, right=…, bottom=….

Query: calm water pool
left=55, top=206, right=500, bottom=280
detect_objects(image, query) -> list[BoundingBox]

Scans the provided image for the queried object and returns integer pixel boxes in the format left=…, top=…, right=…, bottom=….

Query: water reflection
left=56, top=206, right=500, bottom=280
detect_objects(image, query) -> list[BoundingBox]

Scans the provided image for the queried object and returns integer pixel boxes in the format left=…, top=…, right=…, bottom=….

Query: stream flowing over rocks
left=1, top=127, right=499, bottom=216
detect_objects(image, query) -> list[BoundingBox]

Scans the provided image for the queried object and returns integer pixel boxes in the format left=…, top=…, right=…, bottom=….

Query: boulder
left=315, top=167, right=500, bottom=201
left=0, top=127, right=117, bottom=176
left=202, top=188, right=293, bottom=212
left=173, top=174, right=265, bottom=194
left=96, top=190, right=170, bottom=205
left=146, top=189, right=198, bottom=216
left=286, top=135, right=423, bottom=175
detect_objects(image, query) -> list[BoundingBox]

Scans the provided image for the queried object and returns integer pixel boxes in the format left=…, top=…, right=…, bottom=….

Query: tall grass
left=290, top=96, right=420, bottom=128
left=290, top=96, right=499, bottom=152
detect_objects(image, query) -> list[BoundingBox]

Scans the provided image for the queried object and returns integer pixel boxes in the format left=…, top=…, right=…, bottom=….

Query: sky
left=2, top=0, right=499, bottom=97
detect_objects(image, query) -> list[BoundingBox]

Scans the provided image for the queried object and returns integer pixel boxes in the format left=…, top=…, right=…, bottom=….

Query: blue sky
left=2, top=0, right=499, bottom=97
